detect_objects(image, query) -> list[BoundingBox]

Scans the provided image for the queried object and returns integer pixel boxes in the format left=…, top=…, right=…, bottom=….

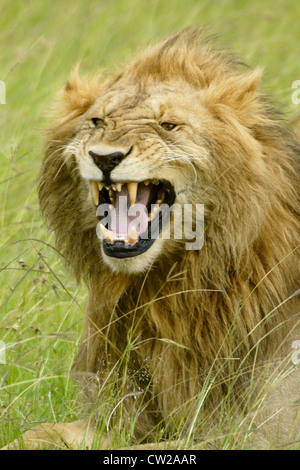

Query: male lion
left=4, top=28, right=300, bottom=450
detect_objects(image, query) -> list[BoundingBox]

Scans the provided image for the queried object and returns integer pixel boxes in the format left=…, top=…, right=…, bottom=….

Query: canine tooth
left=109, top=204, right=114, bottom=213
left=127, top=182, right=138, bottom=206
left=128, top=226, right=138, bottom=243
left=91, top=181, right=99, bottom=206
left=116, top=183, right=123, bottom=192
left=99, top=224, right=114, bottom=242
left=156, top=199, right=163, bottom=205
left=98, top=182, right=104, bottom=191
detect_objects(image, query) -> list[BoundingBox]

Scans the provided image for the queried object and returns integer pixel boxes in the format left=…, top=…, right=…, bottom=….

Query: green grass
left=0, top=0, right=299, bottom=449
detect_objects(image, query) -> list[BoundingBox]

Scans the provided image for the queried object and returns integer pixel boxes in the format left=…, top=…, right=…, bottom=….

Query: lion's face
left=70, top=79, right=208, bottom=273
left=49, top=30, right=268, bottom=277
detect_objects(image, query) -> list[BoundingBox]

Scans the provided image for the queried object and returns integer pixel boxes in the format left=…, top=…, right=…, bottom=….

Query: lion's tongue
left=110, top=184, right=150, bottom=239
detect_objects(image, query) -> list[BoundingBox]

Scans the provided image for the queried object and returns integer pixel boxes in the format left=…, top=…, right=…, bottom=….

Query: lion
left=4, top=28, right=300, bottom=450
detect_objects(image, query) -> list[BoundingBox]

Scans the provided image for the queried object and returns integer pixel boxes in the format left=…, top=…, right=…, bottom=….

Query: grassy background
left=0, top=0, right=299, bottom=448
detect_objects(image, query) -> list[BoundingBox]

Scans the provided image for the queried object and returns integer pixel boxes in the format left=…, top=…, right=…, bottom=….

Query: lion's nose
left=89, top=149, right=127, bottom=173
left=89, top=145, right=133, bottom=184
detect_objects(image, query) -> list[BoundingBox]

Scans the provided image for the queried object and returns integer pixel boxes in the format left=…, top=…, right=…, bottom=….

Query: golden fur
left=7, top=29, right=300, bottom=449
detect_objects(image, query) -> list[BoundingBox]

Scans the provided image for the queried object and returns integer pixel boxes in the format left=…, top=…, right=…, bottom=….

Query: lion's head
left=42, top=29, right=299, bottom=279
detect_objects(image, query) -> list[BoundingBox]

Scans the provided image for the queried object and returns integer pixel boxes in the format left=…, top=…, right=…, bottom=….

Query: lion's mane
left=39, top=29, right=300, bottom=443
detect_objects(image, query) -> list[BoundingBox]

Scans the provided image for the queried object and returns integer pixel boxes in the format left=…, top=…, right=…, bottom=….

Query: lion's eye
left=91, top=117, right=104, bottom=127
left=160, top=122, right=177, bottom=131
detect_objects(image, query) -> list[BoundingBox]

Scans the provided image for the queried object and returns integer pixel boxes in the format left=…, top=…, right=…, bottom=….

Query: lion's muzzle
left=91, top=179, right=176, bottom=258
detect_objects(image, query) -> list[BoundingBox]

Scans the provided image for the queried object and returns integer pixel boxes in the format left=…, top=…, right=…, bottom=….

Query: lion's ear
left=229, top=68, right=263, bottom=103
left=206, top=68, right=263, bottom=120
left=45, top=66, right=105, bottom=141
left=219, top=68, right=263, bottom=109
left=54, top=65, right=104, bottom=121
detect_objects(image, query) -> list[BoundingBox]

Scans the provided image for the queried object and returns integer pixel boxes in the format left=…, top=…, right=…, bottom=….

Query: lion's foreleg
left=1, top=418, right=100, bottom=450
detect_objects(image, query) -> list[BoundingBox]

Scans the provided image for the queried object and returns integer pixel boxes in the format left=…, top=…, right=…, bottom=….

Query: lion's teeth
left=109, top=189, right=114, bottom=202
left=144, top=180, right=150, bottom=186
left=116, top=183, right=123, bottom=192
left=99, top=224, right=114, bottom=242
left=98, top=182, right=104, bottom=191
left=127, top=182, right=138, bottom=206
left=91, top=181, right=99, bottom=206
left=128, top=226, right=138, bottom=243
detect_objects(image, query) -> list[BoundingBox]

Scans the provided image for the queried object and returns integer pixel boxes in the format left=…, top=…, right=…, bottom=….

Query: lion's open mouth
left=91, top=179, right=175, bottom=258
